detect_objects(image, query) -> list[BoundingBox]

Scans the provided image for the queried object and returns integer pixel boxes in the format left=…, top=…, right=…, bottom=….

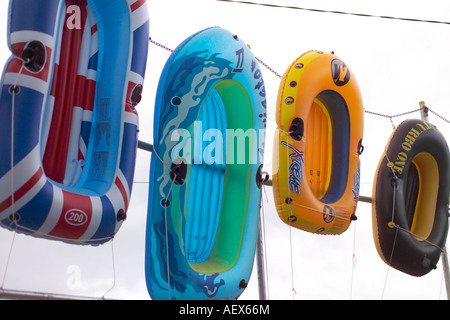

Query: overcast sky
left=1, top=0, right=450, bottom=300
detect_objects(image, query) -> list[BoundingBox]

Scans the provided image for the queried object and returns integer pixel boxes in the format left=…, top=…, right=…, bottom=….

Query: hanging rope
left=215, top=0, right=450, bottom=26
left=281, top=130, right=297, bottom=299
left=101, top=238, right=117, bottom=299
left=149, top=37, right=173, bottom=53
left=148, top=143, right=180, bottom=300
left=8, top=57, right=28, bottom=227
left=148, top=37, right=450, bottom=127
left=364, top=108, right=422, bottom=129
left=260, top=179, right=271, bottom=300
left=1, top=57, right=28, bottom=292
left=350, top=221, right=358, bottom=300
left=0, top=232, right=16, bottom=292
left=163, top=176, right=177, bottom=300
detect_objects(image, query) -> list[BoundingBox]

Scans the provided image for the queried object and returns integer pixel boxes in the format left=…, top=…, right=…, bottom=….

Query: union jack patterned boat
left=0, top=0, right=149, bottom=245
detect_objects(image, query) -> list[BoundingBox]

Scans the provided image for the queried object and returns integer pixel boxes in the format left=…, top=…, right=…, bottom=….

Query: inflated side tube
left=272, top=50, right=364, bottom=235
left=372, top=119, right=450, bottom=277
left=145, top=27, right=267, bottom=300
left=0, top=0, right=149, bottom=244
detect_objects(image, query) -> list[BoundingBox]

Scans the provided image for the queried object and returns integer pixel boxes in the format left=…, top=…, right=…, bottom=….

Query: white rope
left=282, top=130, right=297, bottom=299
left=101, top=237, right=117, bottom=299
left=380, top=149, right=400, bottom=299
left=0, top=231, right=16, bottom=292
left=350, top=220, right=358, bottom=300
left=260, top=183, right=270, bottom=300
left=5, top=222, right=114, bottom=244
left=148, top=143, right=180, bottom=300
left=1, top=59, right=28, bottom=292
left=289, top=201, right=354, bottom=222
left=9, top=59, right=27, bottom=227
left=381, top=226, right=399, bottom=299
left=163, top=172, right=177, bottom=300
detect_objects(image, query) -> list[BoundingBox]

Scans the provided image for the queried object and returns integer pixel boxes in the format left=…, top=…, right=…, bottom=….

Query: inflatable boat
left=145, top=27, right=267, bottom=299
left=273, top=50, right=364, bottom=235
left=0, top=0, right=149, bottom=244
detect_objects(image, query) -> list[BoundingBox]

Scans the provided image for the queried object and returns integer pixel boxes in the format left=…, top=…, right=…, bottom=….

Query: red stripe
left=7, top=43, right=52, bottom=82
left=83, top=79, right=96, bottom=111
left=125, top=81, right=138, bottom=115
left=115, top=177, right=129, bottom=212
left=91, top=24, right=98, bottom=35
left=48, top=190, right=92, bottom=239
left=43, top=0, right=88, bottom=183
left=50, top=64, right=60, bottom=97
left=74, top=75, right=86, bottom=108
left=0, top=168, right=44, bottom=213
left=78, top=148, right=85, bottom=163
left=131, top=0, right=146, bottom=12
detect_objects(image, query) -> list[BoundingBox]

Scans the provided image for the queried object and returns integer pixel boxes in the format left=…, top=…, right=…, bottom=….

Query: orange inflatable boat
left=272, top=50, right=364, bottom=235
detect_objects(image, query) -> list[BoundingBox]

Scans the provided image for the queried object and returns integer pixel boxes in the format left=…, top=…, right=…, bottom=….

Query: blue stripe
left=88, top=52, right=98, bottom=71
left=0, top=85, right=14, bottom=179
left=10, top=0, right=60, bottom=36
left=0, top=86, right=43, bottom=179
left=119, top=123, right=138, bottom=191
left=131, top=20, right=149, bottom=78
left=80, top=121, right=92, bottom=150
left=318, top=90, right=350, bottom=204
left=91, top=195, right=116, bottom=240
left=16, top=181, right=53, bottom=231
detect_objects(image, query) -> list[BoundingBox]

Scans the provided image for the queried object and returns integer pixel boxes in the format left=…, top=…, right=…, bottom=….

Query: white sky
left=1, top=0, right=450, bottom=300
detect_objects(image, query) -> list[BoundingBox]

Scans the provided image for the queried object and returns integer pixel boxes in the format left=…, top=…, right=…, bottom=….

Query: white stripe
left=79, top=132, right=88, bottom=157
left=78, top=196, right=103, bottom=241
left=0, top=170, right=47, bottom=221
left=52, top=3, right=66, bottom=67
left=105, top=183, right=125, bottom=216
left=129, top=2, right=149, bottom=32
left=64, top=106, right=84, bottom=186
left=3, top=73, right=48, bottom=95
left=0, top=146, right=41, bottom=205
left=82, top=109, right=93, bottom=122
left=41, top=95, right=55, bottom=155
left=116, top=169, right=131, bottom=201
left=123, top=110, right=139, bottom=126
left=86, top=67, right=97, bottom=81
left=76, top=31, right=90, bottom=78
left=127, top=70, right=144, bottom=86
left=9, top=31, right=55, bottom=49
left=69, top=160, right=84, bottom=186
left=104, top=173, right=128, bottom=234
left=37, top=186, right=63, bottom=235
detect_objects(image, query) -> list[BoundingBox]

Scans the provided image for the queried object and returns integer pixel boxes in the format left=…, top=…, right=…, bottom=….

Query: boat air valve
left=170, top=158, right=187, bottom=185
left=22, top=40, right=46, bottom=73
left=289, top=117, right=304, bottom=141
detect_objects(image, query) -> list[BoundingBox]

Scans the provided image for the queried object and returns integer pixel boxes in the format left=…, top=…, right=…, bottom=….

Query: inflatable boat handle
left=138, top=140, right=154, bottom=153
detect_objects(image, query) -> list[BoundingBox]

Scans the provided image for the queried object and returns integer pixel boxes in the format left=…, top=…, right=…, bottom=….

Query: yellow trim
left=307, top=98, right=332, bottom=199
left=410, top=152, right=439, bottom=241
